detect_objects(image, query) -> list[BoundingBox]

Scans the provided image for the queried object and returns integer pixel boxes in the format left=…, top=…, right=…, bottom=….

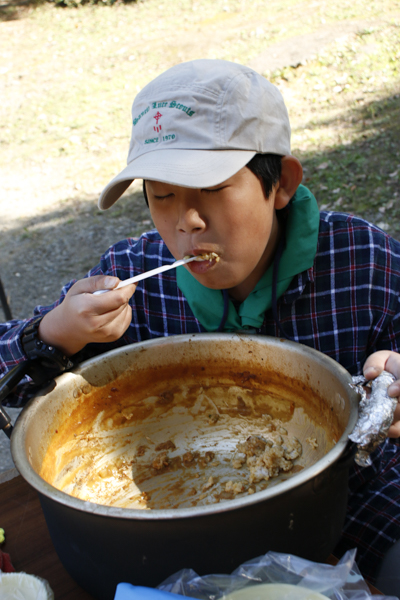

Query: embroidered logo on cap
left=133, top=100, right=196, bottom=128
left=139, top=99, right=197, bottom=145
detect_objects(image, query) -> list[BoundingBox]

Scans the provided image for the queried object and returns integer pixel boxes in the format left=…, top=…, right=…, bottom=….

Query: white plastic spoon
left=93, top=253, right=219, bottom=295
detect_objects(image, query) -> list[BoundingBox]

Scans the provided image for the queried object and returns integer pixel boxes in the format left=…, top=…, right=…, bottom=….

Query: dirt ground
left=0, top=8, right=397, bottom=321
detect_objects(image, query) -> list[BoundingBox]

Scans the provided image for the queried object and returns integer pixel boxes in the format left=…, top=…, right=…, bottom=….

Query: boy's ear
left=274, top=156, right=303, bottom=209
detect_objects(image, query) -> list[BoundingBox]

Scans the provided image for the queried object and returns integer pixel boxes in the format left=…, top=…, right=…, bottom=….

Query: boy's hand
left=363, top=350, right=400, bottom=438
left=37, top=275, right=136, bottom=357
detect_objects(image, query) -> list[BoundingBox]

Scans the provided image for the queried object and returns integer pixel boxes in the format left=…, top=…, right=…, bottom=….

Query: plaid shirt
left=1, top=209, right=400, bottom=586
left=2, top=210, right=400, bottom=399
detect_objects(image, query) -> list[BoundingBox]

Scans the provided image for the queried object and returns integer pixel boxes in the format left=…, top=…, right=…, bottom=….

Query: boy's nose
left=176, top=199, right=206, bottom=234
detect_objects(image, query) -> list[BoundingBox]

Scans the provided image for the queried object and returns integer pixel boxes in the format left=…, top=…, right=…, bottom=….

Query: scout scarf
left=176, top=185, right=320, bottom=332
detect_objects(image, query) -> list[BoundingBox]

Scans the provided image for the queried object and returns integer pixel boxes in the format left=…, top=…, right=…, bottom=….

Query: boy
left=1, top=59, right=400, bottom=590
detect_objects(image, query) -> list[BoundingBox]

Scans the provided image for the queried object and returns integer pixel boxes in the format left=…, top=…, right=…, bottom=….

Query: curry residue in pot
left=40, top=377, right=334, bottom=510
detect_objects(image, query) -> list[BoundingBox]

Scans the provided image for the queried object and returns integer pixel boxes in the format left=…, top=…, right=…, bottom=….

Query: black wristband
left=21, top=316, right=73, bottom=373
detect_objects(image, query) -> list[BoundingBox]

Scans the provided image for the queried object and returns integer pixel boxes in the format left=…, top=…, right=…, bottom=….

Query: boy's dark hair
left=142, top=153, right=282, bottom=205
left=246, top=153, right=282, bottom=197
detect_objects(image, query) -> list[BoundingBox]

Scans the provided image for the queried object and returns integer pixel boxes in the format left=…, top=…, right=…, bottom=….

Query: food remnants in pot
left=234, top=429, right=302, bottom=484
left=39, top=381, right=332, bottom=511
left=133, top=419, right=302, bottom=506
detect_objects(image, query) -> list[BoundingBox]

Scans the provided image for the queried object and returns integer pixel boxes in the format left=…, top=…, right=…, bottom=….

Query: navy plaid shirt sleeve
left=0, top=282, right=76, bottom=378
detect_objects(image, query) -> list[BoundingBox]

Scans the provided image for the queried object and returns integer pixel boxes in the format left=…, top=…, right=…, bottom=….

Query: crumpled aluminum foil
left=349, top=370, right=397, bottom=467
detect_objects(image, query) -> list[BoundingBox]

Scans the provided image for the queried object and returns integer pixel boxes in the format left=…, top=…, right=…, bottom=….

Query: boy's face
left=145, top=167, right=282, bottom=301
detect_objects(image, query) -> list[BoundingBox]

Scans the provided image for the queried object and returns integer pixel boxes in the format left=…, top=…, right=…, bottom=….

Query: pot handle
left=0, top=357, right=73, bottom=438
left=0, top=357, right=60, bottom=438
left=0, top=362, right=30, bottom=438
left=349, top=371, right=397, bottom=467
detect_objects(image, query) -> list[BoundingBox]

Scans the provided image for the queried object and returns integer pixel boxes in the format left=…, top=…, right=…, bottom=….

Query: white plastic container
left=0, top=572, right=54, bottom=600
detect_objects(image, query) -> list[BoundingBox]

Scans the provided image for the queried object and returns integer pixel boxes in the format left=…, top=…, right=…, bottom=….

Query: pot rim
left=11, top=333, right=359, bottom=521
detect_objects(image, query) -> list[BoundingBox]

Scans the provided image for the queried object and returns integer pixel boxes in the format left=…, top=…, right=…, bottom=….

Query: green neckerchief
left=176, top=184, right=320, bottom=332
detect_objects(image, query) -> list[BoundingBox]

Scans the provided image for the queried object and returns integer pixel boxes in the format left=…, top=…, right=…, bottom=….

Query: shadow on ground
left=0, top=0, right=41, bottom=21
left=299, top=91, right=400, bottom=227
left=0, top=91, right=399, bottom=321
left=0, top=0, right=139, bottom=20
left=0, top=188, right=153, bottom=320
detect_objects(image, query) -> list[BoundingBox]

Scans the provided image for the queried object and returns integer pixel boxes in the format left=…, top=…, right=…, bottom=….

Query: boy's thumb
left=99, top=276, right=119, bottom=290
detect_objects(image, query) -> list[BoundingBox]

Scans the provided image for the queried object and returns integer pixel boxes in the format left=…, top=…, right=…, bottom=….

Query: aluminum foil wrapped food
left=349, top=370, right=397, bottom=467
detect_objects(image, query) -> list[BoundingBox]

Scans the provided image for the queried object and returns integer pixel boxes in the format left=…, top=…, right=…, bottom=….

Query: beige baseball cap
left=98, top=59, right=291, bottom=210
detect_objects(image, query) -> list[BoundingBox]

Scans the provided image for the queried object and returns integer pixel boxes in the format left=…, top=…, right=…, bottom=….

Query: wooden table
left=1, top=474, right=94, bottom=599
left=0, top=474, right=382, bottom=598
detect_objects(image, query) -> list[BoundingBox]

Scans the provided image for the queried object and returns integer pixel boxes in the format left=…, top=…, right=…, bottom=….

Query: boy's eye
left=201, top=187, right=225, bottom=194
left=153, top=193, right=174, bottom=200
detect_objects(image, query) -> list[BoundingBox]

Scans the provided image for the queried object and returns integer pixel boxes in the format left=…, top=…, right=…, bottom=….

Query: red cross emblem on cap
left=153, top=111, right=163, bottom=133
left=154, top=111, right=162, bottom=125
left=153, top=111, right=162, bottom=133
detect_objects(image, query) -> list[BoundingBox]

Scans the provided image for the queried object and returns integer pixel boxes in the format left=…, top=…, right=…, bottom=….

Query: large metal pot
left=11, top=334, right=358, bottom=600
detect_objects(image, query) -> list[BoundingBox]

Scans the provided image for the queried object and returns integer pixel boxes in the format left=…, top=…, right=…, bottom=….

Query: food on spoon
left=184, top=252, right=220, bottom=262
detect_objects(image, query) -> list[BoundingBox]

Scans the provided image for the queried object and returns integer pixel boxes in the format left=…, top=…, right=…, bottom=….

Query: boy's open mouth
left=184, top=251, right=220, bottom=274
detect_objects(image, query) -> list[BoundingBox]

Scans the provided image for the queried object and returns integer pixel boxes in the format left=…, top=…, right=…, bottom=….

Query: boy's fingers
left=363, top=350, right=400, bottom=380
left=392, top=402, right=400, bottom=423
left=388, top=382, right=400, bottom=398
left=94, top=276, right=121, bottom=292
left=92, top=284, right=137, bottom=314
left=363, top=350, right=400, bottom=400
left=388, top=420, right=400, bottom=438
left=385, top=353, right=400, bottom=382
left=106, top=304, right=133, bottom=333
left=69, top=275, right=120, bottom=295
left=86, top=303, right=133, bottom=340
left=68, top=277, right=136, bottom=310
left=363, top=350, right=390, bottom=379
left=389, top=402, right=400, bottom=437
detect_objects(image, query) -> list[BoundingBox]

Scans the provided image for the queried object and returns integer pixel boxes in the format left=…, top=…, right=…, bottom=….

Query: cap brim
left=98, top=148, right=256, bottom=210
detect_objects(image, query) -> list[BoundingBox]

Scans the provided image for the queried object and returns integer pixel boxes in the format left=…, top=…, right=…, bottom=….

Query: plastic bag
left=156, top=549, right=398, bottom=599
